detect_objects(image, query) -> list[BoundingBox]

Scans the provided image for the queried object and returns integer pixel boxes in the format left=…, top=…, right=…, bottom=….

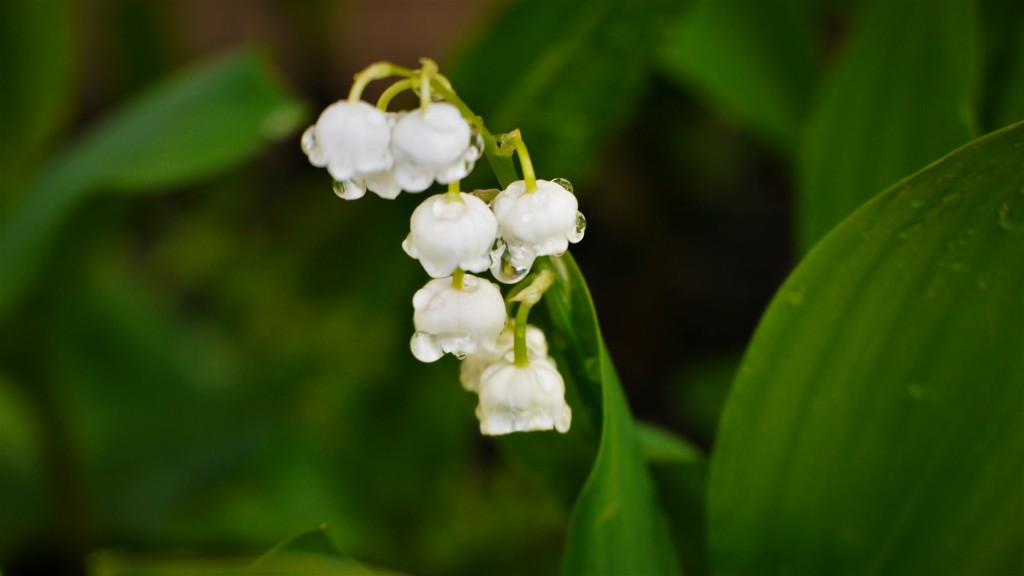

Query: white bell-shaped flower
left=491, top=179, right=583, bottom=281
left=362, top=170, right=403, bottom=200
left=475, top=355, right=572, bottom=435
left=391, top=103, right=477, bottom=192
left=410, top=275, right=506, bottom=362
left=460, top=323, right=547, bottom=392
left=306, top=100, right=394, bottom=183
left=402, top=192, right=498, bottom=278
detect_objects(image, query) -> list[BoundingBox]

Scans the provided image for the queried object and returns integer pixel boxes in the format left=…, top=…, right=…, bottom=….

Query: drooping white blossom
left=459, top=323, right=547, bottom=392
left=410, top=275, right=506, bottom=362
left=491, top=179, right=584, bottom=282
left=303, top=100, right=394, bottom=183
left=402, top=192, right=498, bottom=278
left=475, top=355, right=572, bottom=435
left=391, top=103, right=478, bottom=192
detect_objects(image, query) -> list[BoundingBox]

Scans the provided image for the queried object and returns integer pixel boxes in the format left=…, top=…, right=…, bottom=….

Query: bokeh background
left=6, top=0, right=1018, bottom=574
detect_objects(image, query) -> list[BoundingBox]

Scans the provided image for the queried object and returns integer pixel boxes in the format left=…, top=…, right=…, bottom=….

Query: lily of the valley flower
left=402, top=192, right=498, bottom=278
left=302, top=100, right=393, bottom=184
left=460, top=323, right=548, bottom=392
left=475, top=354, right=572, bottom=435
left=410, top=275, right=506, bottom=362
left=391, top=103, right=479, bottom=192
left=491, top=179, right=583, bottom=282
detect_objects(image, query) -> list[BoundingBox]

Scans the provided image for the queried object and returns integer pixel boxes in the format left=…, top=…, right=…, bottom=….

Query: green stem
left=446, top=179, right=462, bottom=201
left=514, top=301, right=531, bottom=367
left=419, top=59, right=438, bottom=108
left=452, top=267, right=465, bottom=290
left=499, top=130, right=537, bottom=192
left=377, top=78, right=414, bottom=110
left=429, top=78, right=519, bottom=187
left=348, top=62, right=415, bottom=102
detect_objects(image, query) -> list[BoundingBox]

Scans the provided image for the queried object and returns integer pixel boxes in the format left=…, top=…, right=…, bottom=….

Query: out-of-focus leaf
left=978, top=0, right=1024, bottom=131
left=797, top=0, right=979, bottom=252
left=449, top=0, right=681, bottom=188
left=658, top=0, right=815, bottom=154
left=545, top=255, right=680, bottom=576
left=88, top=526, right=409, bottom=576
left=0, top=0, right=74, bottom=193
left=0, top=51, right=305, bottom=321
left=709, top=122, right=1024, bottom=574
left=636, top=420, right=705, bottom=465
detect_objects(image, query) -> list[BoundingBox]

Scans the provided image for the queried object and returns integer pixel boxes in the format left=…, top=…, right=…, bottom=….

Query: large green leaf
left=797, top=0, right=979, bottom=252
left=709, top=121, right=1024, bottom=574
left=545, top=255, right=680, bottom=576
left=658, top=0, right=816, bottom=154
left=449, top=0, right=680, bottom=188
left=0, top=51, right=305, bottom=321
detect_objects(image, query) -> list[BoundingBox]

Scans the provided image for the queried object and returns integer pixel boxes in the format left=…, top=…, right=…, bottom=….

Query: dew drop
left=898, top=221, right=922, bottom=239
left=410, top=331, right=443, bottom=363
left=332, top=179, right=365, bottom=200
left=551, top=178, right=574, bottom=193
left=568, top=211, right=586, bottom=243
left=491, top=248, right=530, bottom=284
left=300, top=125, right=317, bottom=155
left=784, top=283, right=805, bottom=307
left=453, top=351, right=467, bottom=360
left=997, top=188, right=1024, bottom=233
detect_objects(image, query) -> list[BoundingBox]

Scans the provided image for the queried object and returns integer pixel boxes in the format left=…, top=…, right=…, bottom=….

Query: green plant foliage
left=88, top=526, right=409, bottom=575
left=709, top=121, right=1024, bottom=574
left=449, top=0, right=680, bottom=188
left=659, top=0, right=816, bottom=154
left=0, top=51, right=305, bottom=321
left=797, top=0, right=979, bottom=252
left=546, top=256, right=680, bottom=576
left=0, top=0, right=74, bottom=194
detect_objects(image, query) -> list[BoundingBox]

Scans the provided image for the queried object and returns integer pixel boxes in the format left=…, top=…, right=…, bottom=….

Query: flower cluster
left=301, top=60, right=583, bottom=435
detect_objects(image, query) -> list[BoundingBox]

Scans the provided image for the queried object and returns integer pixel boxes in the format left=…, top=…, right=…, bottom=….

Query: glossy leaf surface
left=710, top=121, right=1024, bottom=575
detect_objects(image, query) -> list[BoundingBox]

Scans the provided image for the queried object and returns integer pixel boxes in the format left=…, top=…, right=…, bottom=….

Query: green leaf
left=797, top=0, right=979, bottom=252
left=0, top=51, right=305, bottom=321
left=449, top=0, right=681, bottom=188
left=658, top=0, right=816, bottom=154
left=978, top=0, right=1024, bottom=131
left=0, top=0, right=74, bottom=193
left=87, top=526, right=409, bottom=576
left=545, top=255, right=680, bottom=576
left=636, top=420, right=705, bottom=465
left=709, top=121, right=1024, bottom=574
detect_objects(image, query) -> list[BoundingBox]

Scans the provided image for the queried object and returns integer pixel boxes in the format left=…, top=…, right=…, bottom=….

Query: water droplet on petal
left=453, top=351, right=467, bottom=360
left=333, top=179, right=366, bottom=200
left=551, top=177, right=573, bottom=193
left=491, top=247, right=530, bottom=283
left=301, top=125, right=326, bottom=165
left=411, top=331, right=443, bottom=363
left=568, top=211, right=586, bottom=243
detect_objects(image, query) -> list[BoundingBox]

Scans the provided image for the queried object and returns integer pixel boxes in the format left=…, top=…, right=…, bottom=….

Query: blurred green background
left=1, top=0, right=1021, bottom=574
